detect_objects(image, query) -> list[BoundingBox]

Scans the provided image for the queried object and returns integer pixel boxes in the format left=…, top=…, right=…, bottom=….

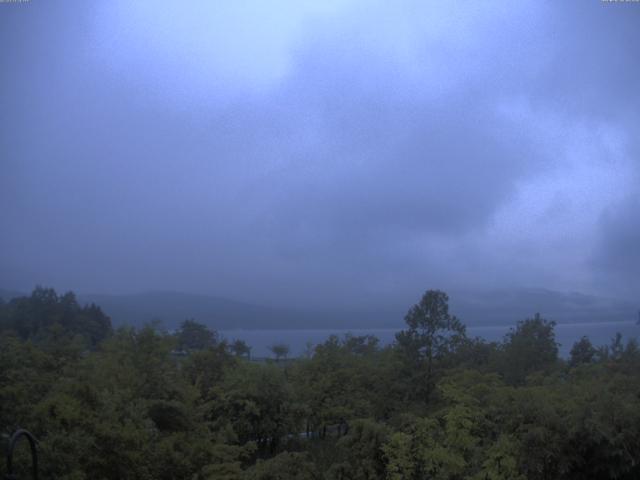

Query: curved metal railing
left=4, top=429, right=38, bottom=480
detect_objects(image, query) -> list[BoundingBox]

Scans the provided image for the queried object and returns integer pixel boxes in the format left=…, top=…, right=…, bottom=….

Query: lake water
left=221, top=321, right=640, bottom=358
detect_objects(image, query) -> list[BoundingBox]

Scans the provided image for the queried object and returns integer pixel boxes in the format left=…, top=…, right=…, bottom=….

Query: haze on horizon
left=1, top=0, right=639, bottom=311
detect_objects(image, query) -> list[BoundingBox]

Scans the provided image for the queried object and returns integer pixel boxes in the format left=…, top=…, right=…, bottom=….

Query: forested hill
left=0, top=288, right=636, bottom=330
left=78, top=291, right=305, bottom=330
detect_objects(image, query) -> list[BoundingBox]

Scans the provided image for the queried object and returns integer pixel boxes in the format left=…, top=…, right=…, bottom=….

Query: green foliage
left=183, top=343, right=236, bottom=399
left=3, top=286, right=640, bottom=479
left=395, top=290, right=467, bottom=400
left=569, top=336, right=597, bottom=367
left=291, top=335, right=390, bottom=438
left=326, top=419, right=388, bottom=479
left=243, top=452, right=320, bottom=480
left=211, top=362, right=298, bottom=451
left=0, top=287, right=112, bottom=346
left=176, top=318, right=218, bottom=351
left=498, top=313, right=558, bottom=385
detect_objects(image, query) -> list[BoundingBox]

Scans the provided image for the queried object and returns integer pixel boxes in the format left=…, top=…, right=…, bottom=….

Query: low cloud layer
left=1, top=0, right=639, bottom=309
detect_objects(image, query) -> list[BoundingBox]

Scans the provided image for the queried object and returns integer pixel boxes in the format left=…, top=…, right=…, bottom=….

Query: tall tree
left=395, top=290, right=466, bottom=400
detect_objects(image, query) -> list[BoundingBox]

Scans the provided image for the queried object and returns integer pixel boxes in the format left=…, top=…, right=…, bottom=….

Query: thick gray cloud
left=1, top=0, right=639, bottom=308
left=593, top=192, right=640, bottom=297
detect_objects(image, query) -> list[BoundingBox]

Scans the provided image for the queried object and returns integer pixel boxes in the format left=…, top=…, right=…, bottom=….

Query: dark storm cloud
left=596, top=194, right=640, bottom=272
left=592, top=190, right=640, bottom=299
left=1, top=0, right=639, bottom=307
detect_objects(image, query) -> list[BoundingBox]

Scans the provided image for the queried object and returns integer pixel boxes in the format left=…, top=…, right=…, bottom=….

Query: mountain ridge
left=0, top=287, right=636, bottom=330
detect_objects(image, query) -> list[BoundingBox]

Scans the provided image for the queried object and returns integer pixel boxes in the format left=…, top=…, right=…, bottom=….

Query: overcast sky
left=1, top=0, right=639, bottom=309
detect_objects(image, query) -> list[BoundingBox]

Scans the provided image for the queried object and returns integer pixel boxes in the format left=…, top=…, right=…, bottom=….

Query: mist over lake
left=222, top=321, right=640, bottom=358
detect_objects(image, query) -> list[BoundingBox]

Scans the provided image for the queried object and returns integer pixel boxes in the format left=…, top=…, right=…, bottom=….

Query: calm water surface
left=221, top=321, right=639, bottom=358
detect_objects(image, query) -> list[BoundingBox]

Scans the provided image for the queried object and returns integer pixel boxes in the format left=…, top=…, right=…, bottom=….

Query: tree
left=607, top=332, right=625, bottom=362
left=0, top=287, right=112, bottom=346
left=395, top=290, right=466, bottom=399
left=569, top=336, right=596, bottom=367
left=231, top=339, right=252, bottom=360
left=291, top=334, right=382, bottom=439
left=326, top=419, right=388, bottom=480
left=212, top=363, right=297, bottom=452
left=269, top=343, right=290, bottom=362
left=383, top=414, right=478, bottom=480
left=183, top=343, right=235, bottom=398
left=176, top=319, right=217, bottom=351
left=499, top=313, right=558, bottom=385
left=343, top=334, right=379, bottom=356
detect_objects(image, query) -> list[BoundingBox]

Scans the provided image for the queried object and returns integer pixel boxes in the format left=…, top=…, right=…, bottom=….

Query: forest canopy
left=1, top=287, right=640, bottom=479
